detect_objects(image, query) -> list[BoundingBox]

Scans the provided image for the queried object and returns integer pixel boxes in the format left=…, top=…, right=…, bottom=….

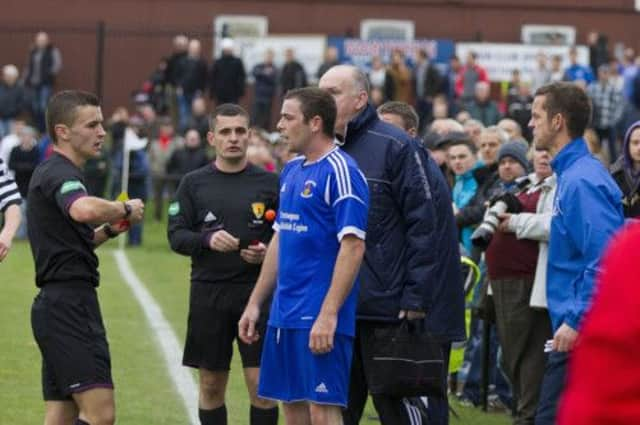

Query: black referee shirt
left=167, top=163, right=278, bottom=285
left=27, top=153, right=99, bottom=287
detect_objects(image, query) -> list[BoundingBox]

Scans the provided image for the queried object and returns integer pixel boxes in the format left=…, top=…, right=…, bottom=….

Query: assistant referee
left=168, top=103, right=279, bottom=425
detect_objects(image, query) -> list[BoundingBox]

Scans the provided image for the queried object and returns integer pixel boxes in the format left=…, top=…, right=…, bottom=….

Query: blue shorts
left=258, top=326, right=354, bottom=406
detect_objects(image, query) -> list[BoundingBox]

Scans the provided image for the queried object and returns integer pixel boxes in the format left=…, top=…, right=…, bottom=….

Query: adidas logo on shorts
left=315, top=382, right=329, bottom=393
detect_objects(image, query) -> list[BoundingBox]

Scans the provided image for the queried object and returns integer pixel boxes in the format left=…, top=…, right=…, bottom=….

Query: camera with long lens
left=471, top=192, right=523, bottom=249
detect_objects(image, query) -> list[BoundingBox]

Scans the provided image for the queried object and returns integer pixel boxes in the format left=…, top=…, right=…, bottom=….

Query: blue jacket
left=341, top=104, right=465, bottom=342
left=453, top=166, right=479, bottom=253
left=548, top=138, right=624, bottom=332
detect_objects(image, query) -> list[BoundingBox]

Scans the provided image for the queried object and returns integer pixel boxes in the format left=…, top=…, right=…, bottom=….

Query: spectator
left=146, top=58, right=169, bottom=115
left=530, top=82, right=624, bottom=425
left=448, top=137, right=480, bottom=253
left=506, top=83, right=534, bottom=142
left=24, top=31, right=62, bottom=132
left=165, top=34, right=189, bottom=90
left=427, top=118, right=465, bottom=174
left=531, top=53, right=551, bottom=93
left=445, top=55, right=462, bottom=102
left=506, top=69, right=522, bottom=105
left=0, top=120, right=26, bottom=173
left=8, top=125, right=38, bottom=239
left=588, top=64, right=624, bottom=160
left=149, top=117, right=183, bottom=221
left=176, top=39, right=207, bottom=131
left=377, top=100, right=419, bottom=137
left=486, top=144, right=555, bottom=425
left=497, top=118, right=523, bottom=142
left=387, top=49, right=412, bottom=103
left=463, top=119, right=485, bottom=152
left=432, top=94, right=453, bottom=121
left=456, top=126, right=509, bottom=233
left=456, top=51, right=489, bottom=102
left=280, top=48, right=307, bottom=93
left=621, top=48, right=638, bottom=103
left=316, top=46, right=340, bottom=80
left=166, top=128, right=209, bottom=188
left=210, top=38, right=246, bottom=105
left=368, top=55, right=393, bottom=103
left=587, top=31, right=609, bottom=77
left=583, top=128, right=608, bottom=165
left=0, top=65, right=26, bottom=139
left=413, top=49, right=444, bottom=133
left=549, top=55, right=564, bottom=83
left=466, top=81, right=502, bottom=127
left=563, top=46, right=594, bottom=85
left=186, top=96, right=209, bottom=140
left=251, top=49, right=278, bottom=130
left=610, top=121, right=640, bottom=218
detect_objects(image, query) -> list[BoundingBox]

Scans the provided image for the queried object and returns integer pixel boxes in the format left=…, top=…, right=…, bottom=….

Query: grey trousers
left=491, top=278, right=552, bottom=425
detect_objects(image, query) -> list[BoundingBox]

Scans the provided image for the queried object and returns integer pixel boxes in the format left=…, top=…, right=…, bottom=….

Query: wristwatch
left=103, top=224, right=119, bottom=239
left=122, top=201, right=132, bottom=218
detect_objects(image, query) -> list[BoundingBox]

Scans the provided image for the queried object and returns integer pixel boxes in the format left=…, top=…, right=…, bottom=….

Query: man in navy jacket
left=320, top=65, right=465, bottom=425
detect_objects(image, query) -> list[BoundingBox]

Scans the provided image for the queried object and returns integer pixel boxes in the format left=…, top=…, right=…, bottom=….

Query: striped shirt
left=0, top=157, right=21, bottom=213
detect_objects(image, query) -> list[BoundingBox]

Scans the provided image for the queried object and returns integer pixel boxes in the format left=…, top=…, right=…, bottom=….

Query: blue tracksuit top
left=548, top=138, right=624, bottom=332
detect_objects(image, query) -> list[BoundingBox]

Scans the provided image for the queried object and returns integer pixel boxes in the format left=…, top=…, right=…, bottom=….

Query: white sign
left=213, top=15, right=268, bottom=38
left=217, top=35, right=327, bottom=83
left=360, top=19, right=415, bottom=41
left=521, top=24, right=576, bottom=46
left=456, top=43, right=590, bottom=82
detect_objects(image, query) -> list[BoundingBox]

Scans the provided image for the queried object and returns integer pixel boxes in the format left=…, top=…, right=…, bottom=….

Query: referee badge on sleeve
left=168, top=202, right=180, bottom=216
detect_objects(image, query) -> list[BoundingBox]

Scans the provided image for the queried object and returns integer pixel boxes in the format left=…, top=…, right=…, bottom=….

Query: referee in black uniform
left=28, top=90, right=144, bottom=425
left=168, top=104, right=279, bottom=425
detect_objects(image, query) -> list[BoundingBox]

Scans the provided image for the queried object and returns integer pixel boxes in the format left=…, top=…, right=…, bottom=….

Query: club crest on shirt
left=301, top=180, right=316, bottom=198
left=251, top=202, right=265, bottom=219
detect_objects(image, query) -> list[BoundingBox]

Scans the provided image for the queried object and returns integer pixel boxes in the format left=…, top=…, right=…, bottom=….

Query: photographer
left=476, top=143, right=554, bottom=424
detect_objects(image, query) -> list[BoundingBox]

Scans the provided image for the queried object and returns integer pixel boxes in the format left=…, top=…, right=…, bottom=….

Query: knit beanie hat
left=498, top=141, right=530, bottom=171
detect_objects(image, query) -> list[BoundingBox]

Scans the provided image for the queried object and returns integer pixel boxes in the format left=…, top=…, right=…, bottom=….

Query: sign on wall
left=328, top=37, right=455, bottom=72
left=456, top=43, right=590, bottom=82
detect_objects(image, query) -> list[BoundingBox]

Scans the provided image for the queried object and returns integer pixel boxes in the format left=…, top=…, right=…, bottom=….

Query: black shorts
left=183, top=283, right=267, bottom=371
left=31, top=285, right=113, bottom=401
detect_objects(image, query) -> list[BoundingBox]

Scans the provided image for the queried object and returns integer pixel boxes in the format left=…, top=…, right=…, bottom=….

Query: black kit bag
left=368, top=320, right=446, bottom=398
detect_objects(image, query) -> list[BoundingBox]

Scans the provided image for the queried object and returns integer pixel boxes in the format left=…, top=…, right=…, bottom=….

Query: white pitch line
left=113, top=249, right=199, bottom=425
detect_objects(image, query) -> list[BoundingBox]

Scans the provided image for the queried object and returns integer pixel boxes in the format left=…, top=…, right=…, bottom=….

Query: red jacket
left=454, top=64, right=489, bottom=98
left=558, top=222, right=640, bottom=425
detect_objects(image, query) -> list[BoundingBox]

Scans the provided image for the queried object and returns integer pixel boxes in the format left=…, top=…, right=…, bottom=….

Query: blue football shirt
left=269, top=147, right=369, bottom=337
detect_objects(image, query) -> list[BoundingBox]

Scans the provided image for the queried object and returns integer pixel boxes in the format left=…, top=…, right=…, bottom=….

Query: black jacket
left=611, top=157, right=640, bottom=218
left=280, top=61, right=307, bottom=93
left=209, top=54, right=246, bottom=103
left=0, top=83, right=26, bottom=119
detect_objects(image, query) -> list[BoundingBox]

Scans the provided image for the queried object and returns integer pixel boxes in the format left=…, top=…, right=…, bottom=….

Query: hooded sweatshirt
left=610, top=120, right=640, bottom=218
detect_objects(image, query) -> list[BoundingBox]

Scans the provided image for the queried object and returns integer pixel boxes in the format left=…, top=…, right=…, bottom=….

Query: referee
left=168, top=104, right=279, bottom=425
left=28, top=90, right=144, bottom=425
left=0, top=156, right=21, bottom=262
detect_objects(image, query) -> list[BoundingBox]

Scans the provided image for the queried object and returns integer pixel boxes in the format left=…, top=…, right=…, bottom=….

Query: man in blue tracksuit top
left=529, top=82, right=624, bottom=425
left=320, top=65, right=465, bottom=425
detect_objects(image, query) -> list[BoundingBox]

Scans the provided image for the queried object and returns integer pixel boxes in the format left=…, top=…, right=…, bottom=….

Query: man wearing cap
left=210, top=38, right=246, bottom=105
left=483, top=142, right=554, bottom=424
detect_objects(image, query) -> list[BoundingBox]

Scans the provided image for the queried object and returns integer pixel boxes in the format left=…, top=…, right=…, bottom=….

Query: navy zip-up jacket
left=341, top=104, right=465, bottom=342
